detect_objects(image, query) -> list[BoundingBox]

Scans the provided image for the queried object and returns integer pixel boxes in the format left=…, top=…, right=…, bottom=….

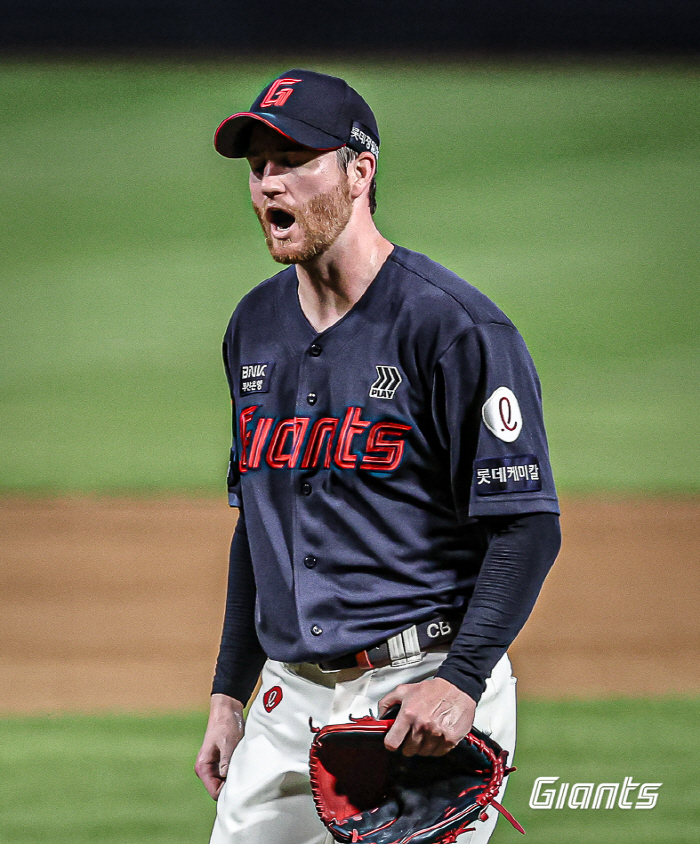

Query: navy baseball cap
left=214, top=69, right=380, bottom=160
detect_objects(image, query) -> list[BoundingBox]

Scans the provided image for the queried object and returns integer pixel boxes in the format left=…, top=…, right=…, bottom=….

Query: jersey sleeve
left=223, top=335, right=242, bottom=508
left=434, top=322, right=559, bottom=520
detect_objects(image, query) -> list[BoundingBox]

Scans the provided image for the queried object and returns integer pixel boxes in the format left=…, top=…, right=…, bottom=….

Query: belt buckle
left=388, top=625, right=423, bottom=667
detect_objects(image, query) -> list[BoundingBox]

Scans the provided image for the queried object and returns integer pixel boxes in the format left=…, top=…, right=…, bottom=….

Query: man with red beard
left=196, top=69, right=561, bottom=844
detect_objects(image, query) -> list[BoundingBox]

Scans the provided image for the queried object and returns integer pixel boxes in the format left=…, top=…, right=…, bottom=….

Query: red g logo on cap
left=260, top=78, right=302, bottom=108
left=263, top=685, right=283, bottom=712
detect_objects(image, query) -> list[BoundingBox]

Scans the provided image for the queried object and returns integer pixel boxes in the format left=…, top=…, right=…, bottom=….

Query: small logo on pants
left=263, top=686, right=283, bottom=712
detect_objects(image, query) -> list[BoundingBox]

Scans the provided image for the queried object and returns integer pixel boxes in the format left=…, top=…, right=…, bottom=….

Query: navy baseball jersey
left=221, top=245, right=558, bottom=671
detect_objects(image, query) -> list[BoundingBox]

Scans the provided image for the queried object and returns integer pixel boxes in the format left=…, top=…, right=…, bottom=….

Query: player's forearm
left=212, top=511, right=267, bottom=703
left=436, top=512, right=561, bottom=702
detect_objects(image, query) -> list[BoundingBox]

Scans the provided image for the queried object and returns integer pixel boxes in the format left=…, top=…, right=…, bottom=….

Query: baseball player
left=195, top=69, right=561, bottom=844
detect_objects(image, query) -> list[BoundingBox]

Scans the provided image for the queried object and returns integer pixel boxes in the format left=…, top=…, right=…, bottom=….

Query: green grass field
left=1, top=60, right=699, bottom=494
left=1, top=59, right=697, bottom=844
left=0, top=698, right=697, bottom=843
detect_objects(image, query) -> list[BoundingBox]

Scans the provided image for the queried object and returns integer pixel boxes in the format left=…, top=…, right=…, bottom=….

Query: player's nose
left=260, top=161, right=286, bottom=196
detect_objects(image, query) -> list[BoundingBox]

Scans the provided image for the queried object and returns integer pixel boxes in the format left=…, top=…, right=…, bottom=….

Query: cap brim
left=214, top=112, right=345, bottom=158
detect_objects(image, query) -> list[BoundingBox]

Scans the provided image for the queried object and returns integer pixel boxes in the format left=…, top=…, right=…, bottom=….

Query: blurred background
left=1, top=2, right=699, bottom=842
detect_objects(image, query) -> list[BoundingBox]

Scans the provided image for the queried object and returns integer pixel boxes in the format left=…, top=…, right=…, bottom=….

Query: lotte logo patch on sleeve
left=482, top=387, right=522, bottom=442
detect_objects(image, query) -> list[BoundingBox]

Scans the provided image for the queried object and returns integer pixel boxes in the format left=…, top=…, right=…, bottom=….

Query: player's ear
left=348, top=151, right=376, bottom=201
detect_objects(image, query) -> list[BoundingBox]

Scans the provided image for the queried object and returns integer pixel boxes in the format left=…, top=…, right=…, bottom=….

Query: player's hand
left=378, top=677, right=477, bottom=757
left=195, top=693, right=246, bottom=800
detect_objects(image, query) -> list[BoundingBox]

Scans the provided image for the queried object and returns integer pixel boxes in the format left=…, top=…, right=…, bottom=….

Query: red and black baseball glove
left=309, top=708, right=524, bottom=844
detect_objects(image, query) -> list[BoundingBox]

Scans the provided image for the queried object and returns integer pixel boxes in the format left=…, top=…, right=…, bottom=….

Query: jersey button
left=301, top=482, right=312, bottom=496
left=309, top=343, right=322, bottom=357
left=303, top=555, right=317, bottom=569
left=311, top=624, right=323, bottom=636
left=306, top=392, right=317, bottom=405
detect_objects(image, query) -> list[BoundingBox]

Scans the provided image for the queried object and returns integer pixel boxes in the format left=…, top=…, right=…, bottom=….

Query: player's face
left=246, top=125, right=353, bottom=264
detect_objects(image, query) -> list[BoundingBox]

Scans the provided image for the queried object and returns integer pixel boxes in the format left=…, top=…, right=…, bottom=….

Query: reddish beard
left=253, top=180, right=353, bottom=264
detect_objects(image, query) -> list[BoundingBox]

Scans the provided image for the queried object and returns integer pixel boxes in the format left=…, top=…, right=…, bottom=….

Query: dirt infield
left=0, top=496, right=698, bottom=713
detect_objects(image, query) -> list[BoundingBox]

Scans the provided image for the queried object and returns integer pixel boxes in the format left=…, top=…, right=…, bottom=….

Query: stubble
left=253, top=180, right=353, bottom=265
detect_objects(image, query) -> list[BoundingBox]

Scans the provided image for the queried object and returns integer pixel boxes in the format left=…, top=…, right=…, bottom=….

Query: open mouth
left=267, top=208, right=296, bottom=232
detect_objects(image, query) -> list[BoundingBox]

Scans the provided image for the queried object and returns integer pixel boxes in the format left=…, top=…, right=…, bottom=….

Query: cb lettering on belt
left=427, top=620, right=452, bottom=638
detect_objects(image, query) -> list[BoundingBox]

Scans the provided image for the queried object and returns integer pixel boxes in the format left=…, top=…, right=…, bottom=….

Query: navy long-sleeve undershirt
left=435, top=512, right=561, bottom=701
left=211, top=513, right=267, bottom=704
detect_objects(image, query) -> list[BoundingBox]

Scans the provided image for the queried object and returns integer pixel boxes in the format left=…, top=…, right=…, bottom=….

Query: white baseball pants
left=209, top=651, right=517, bottom=844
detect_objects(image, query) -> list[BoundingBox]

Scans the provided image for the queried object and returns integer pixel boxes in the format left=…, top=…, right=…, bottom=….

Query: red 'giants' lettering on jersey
left=266, top=417, right=310, bottom=469
left=334, top=406, right=370, bottom=469
left=300, top=418, right=338, bottom=469
left=238, top=406, right=411, bottom=473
